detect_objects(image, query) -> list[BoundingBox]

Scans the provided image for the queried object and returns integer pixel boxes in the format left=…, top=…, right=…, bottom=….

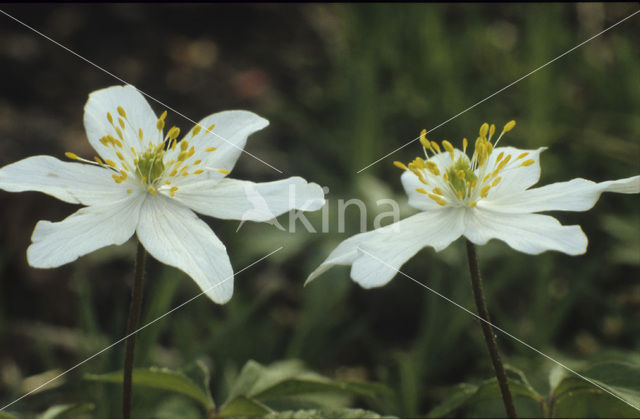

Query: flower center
left=394, top=120, right=535, bottom=208
left=135, top=145, right=166, bottom=184
left=64, top=106, right=230, bottom=197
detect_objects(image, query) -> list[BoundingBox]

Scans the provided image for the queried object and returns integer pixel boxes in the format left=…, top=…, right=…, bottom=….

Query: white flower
left=307, top=121, right=639, bottom=288
left=0, top=85, right=325, bottom=304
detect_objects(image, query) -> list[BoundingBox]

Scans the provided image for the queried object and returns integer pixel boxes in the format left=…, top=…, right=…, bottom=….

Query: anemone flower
left=307, top=121, right=639, bottom=288
left=0, top=85, right=325, bottom=304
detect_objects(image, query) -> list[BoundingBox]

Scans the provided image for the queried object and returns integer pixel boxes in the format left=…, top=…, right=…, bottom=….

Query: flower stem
left=465, top=239, right=517, bottom=418
left=123, top=241, right=146, bottom=419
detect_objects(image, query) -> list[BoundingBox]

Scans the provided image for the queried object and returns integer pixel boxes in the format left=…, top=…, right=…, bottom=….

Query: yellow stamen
left=65, top=152, right=80, bottom=160
left=105, top=159, right=117, bottom=168
left=521, top=159, right=535, bottom=167
left=456, top=170, right=465, bottom=180
left=479, top=122, right=489, bottom=138
left=218, top=169, right=230, bottom=175
left=107, top=112, right=114, bottom=124
left=430, top=141, right=441, bottom=153
left=94, top=156, right=104, bottom=165
left=192, top=124, right=202, bottom=136
left=442, top=140, right=455, bottom=160
left=127, top=189, right=132, bottom=194
left=492, top=176, right=502, bottom=187
left=432, top=187, right=443, bottom=195
left=169, top=186, right=178, bottom=197
left=148, top=185, right=157, bottom=195
left=489, top=124, right=495, bottom=138
left=503, top=120, right=516, bottom=133
left=416, top=188, right=428, bottom=194
left=393, top=161, right=408, bottom=170
left=138, top=128, right=143, bottom=140
left=468, top=201, right=477, bottom=208
left=428, top=193, right=447, bottom=206
left=194, top=169, right=204, bottom=175
left=207, top=123, right=216, bottom=132
left=168, top=127, right=181, bottom=141
left=205, top=147, right=217, bottom=152
left=180, top=140, right=189, bottom=151
left=480, top=185, right=491, bottom=198
left=193, top=160, right=202, bottom=165
left=425, top=161, right=440, bottom=175
left=117, top=106, right=126, bottom=118
left=419, top=129, right=430, bottom=149
left=462, top=137, right=468, bottom=152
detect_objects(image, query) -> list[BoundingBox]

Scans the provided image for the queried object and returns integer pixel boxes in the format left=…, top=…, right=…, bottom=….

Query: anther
left=442, top=140, right=455, bottom=160
left=192, top=125, right=202, bottom=136
left=419, top=129, right=430, bottom=149
left=479, top=123, right=489, bottom=138
left=117, top=106, right=127, bottom=118
left=503, top=120, right=516, bottom=133
left=393, top=161, right=408, bottom=170
left=521, top=159, right=535, bottom=167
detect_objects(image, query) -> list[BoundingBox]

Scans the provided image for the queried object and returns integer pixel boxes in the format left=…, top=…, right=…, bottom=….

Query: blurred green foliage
left=0, top=3, right=638, bottom=418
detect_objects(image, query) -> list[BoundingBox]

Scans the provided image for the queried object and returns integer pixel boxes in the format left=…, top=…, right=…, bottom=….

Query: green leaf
left=222, top=360, right=389, bottom=415
left=551, top=361, right=640, bottom=417
left=38, top=403, right=94, bottom=419
left=254, top=379, right=388, bottom=401
left=427, top=366, right=543, bottom=418
left=85, top=367, right=214, bottom=410
left=218, top=395, right=273, bottom=417
left=264, top=407, right=394, bottom=419
left=426, top=383, right=480, bottom=418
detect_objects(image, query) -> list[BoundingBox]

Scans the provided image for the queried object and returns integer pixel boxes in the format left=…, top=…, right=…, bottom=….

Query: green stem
left=123, top=241, right=146, bottom=419
left=465, top=240, right=517, bottom=418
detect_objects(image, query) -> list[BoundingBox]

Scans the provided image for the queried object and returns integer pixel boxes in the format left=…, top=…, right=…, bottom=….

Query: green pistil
left=136, top=149, right=165, bottom=184
left=447, top=157, right=477, bottom=196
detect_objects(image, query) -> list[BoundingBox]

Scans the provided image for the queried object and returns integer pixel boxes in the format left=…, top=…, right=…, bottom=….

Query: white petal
left=182, top=110, right=269, bottom=173
left=480, top=175, right=640, bottom=214
left=307, top=209, right=465, bottom=288
left=136, top=195, right=234, bottom=304
left=463, top=208, right=587, bottom=255
left=27, top=195, right=144, bottom=268
left=173, top=176, right=325, bottom=222
left=483, top=147, right=546, bottom=198
left=351, top=209, right=465, bottom=288
left=401, top=170, right=443, bottom=211
left=305, top=230, right=377, bottom=285
left=0, top=155, right=132, bottom=205
left=83, top=85, right=161, bottom=162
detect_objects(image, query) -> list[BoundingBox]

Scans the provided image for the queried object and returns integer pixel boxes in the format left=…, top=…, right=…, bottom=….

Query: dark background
left=0, top=3, right=638, bottom=417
